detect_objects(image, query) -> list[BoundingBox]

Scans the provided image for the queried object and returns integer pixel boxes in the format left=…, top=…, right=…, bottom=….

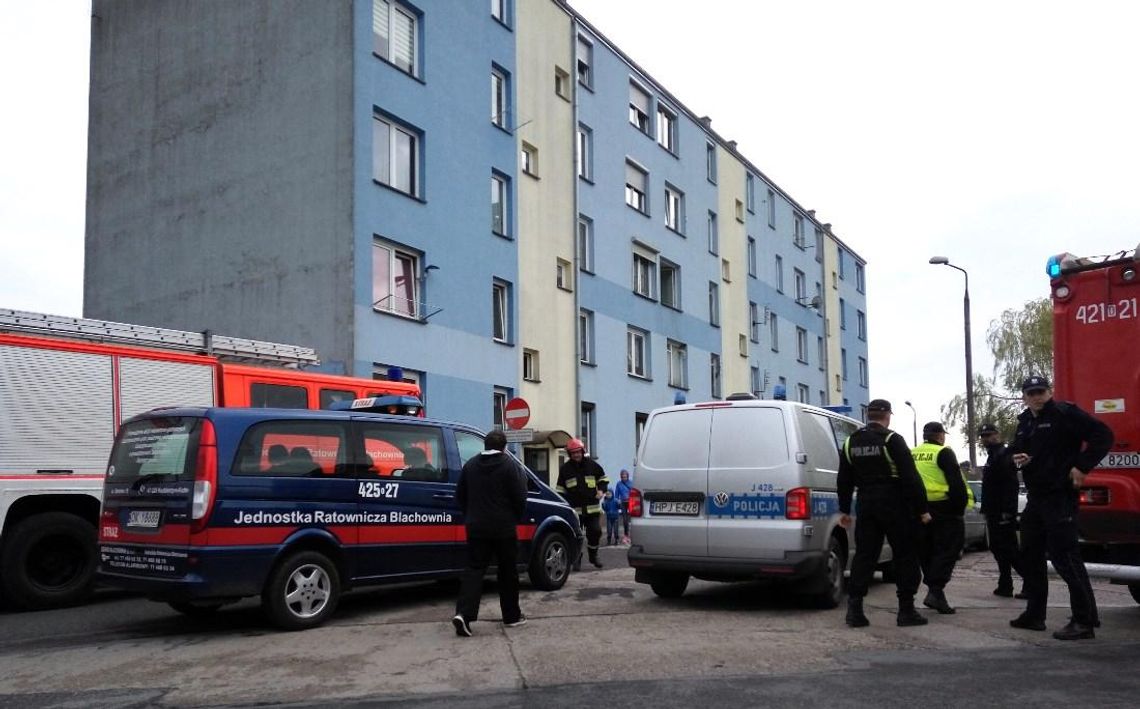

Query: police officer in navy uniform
left=838, top=399, right=930, bottom=628
left=1010, top=375, right=1113, bottom=640
left=911, top=421, right=968, bottom=615
left=979, top=422, right=1025, bottom=598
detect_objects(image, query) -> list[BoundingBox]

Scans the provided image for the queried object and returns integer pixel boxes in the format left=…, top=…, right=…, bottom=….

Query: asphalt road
left=2, top=547, right=1138, bottom=708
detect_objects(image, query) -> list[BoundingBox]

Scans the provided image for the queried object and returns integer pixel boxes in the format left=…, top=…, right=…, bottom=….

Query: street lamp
left=904, top=400, right=918, bottom=447
left=929, top=256, right=977, bottom=472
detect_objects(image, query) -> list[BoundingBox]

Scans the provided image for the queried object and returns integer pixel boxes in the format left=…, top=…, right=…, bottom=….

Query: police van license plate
left=126, top=510, right=162, bottom=528
left=650, top=501, right=699, bottom=516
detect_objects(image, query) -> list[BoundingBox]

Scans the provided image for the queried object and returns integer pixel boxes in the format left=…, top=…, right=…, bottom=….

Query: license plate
left=650, top=500, right=699, bottom=516
left=1097, top=452, right=1140, bottom=469
left=126, top=510, right=162, bottom=528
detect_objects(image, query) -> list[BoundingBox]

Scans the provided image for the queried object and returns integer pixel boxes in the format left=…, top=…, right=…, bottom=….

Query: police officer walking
left=911, top=421, right=968, bottom=615
left=979, top=422, right=1025, bottom=598
left=556, top=438, right=609, bottom=569
left=1010, top=375, right=1113, bottom=640
left=838, top=399, right=930, bottom=628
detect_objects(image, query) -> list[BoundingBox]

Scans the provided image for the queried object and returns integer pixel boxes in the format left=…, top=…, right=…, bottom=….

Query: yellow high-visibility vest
left=911, top=442, right=950, bottom=502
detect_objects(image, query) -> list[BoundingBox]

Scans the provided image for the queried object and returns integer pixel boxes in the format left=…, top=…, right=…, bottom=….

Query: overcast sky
left=3, top=1, right=1139, bottom=458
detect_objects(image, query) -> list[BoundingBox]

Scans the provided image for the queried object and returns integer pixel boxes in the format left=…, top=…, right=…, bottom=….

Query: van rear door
left=100, top=416, right=201, bottom=578
left=635, top=408, right=712, bottom=556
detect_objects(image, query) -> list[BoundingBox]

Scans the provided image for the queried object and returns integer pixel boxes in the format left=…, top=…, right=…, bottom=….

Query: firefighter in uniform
left=979, top=422, right=1025, bottom=597
left=911, top=421, right=968, bottom=615
left=1010, top=375, right=1113, bottom=640
left=838, top=399, right=930, bottom=628
left=557, top=438, right=609, bottom=569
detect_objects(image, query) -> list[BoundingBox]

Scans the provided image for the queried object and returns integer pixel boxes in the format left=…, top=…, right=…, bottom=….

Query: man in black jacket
left=1009, top=375, right=1113, bottom=641
left=979, top=422, right=1024, bottom=598
left=452, top=430, right=528, bottom=637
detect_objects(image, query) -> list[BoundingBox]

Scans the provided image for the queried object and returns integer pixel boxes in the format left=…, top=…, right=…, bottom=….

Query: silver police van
left=628, top=396, right=879, bottom=607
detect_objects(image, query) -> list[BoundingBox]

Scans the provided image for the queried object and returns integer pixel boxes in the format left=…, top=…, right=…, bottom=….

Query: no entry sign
left=504, top=397, right=531, bottom=430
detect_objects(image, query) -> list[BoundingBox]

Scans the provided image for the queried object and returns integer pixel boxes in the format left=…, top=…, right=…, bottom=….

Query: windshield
left=107, top=416, right=202, bottom=482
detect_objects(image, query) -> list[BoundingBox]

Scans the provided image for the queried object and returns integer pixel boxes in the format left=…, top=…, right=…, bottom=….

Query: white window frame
left=660, top=259, right=680, bottom=310
left=707, top=211, right=718, bottom=255
left=708, top=281, right=720, bottom=327
left=770, top=313, right=779, bottom=352
left=491, top=0, right=506, bottom=23
left=818, top=336, right=825, bottom=371
left=710, top=353, right=722, bottom=399
left=579, top=309, right=595, bottom=364
left=748, top=237, right=757, bottom=277
left=556, top=258, right=572, bottom=291
left=775, top=255, right=784, bottom=293
left=815, top=227, right=825, bottom=263
left=664, top=185, right=683, bottom=232
left=856, top=263, right=866, bottom=293
left=794, top=213, right=806, bottom=248
left=797, top=384, right=810, bottom=403
left=627, top=327, right=649, bottom=378
left=372, top=240, right=419, bottom=319
left=523, top=348, right=539, bottom=382
left=656, top=105, right=676, bottom=152
left=796, top=327, right=808, bottom=364
left=555, top=66, right=570, bottom=100
left=491, top=173, right=508, bottom=236
left=767, top=188, right=776, bottom=228
left=751, top=366, right=761, bottom=396
left=576, top=34, right=593, bottom=88
left=492, top=280, right=510, bottom=343
left=706, top=142, right=716, bottom=183
left=746, top=174, right=755, bottom=212
left=735, top=199, right=744, bottom=223
left=842, top=348, right=848, bottom=381
left=840, top=298, right=847, bottom=330
left=629, top=82, right=651, bottom=135
left=577, top=124, right=592, bottom=181
left=577, top=215, right=594, bottom=273
left=491, top=68, right=507, bottom=128
left=858, top=310, right=867, bottom=340
left=520, top=142, right=538, bottom=177
left=633, top=248, right=657, bottom=300
left=372, top=114, right=418, bottom=197
left=493, top=389, right=509, bottom=430
left=738, top=333, right=748, bottom=357
left=794, top=269, right=806, bottom=304
left=859, top=357, right=868, bottom=387
left=373, top=0, right=417, bottom=76
left=750, top=302, right=760, bottom=342
left=667, top=340, right=688, bottom=389
left=625, top=161, right=648, bottom=214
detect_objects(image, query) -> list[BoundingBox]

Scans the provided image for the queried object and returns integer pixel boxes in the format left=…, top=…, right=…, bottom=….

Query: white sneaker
left=503, top=615, right=527, bottom=628
left=452, top=614, right=472, bottom=637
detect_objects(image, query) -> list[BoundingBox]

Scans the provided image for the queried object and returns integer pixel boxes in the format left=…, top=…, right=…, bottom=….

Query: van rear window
left=709, top=407, right=789, bottom=468
left=108, top=417, right=201, bottom=481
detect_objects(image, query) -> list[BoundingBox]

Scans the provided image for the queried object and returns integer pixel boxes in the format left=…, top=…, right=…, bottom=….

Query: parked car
left=964, top=480, right=986, bottom=550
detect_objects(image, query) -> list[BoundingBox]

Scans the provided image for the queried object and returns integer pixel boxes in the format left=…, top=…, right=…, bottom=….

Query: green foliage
left=941, top=374, right=1021, bottom=441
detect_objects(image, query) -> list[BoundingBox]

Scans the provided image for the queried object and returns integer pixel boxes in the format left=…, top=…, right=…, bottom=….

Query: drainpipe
left=571, top=18, right=582, bottom=448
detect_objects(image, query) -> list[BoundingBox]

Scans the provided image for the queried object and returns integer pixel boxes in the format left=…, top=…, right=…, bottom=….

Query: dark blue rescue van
left=97, top=406, right=581, bottom=630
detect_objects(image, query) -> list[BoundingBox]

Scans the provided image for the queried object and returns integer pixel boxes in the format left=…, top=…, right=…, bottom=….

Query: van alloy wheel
left=813, top=536, right=844, bottom=609
left=284, top=563, right=332, bottom=618
left=263, top=551, right=341, bottom=630
left=529, top=532, right=570, bottom=590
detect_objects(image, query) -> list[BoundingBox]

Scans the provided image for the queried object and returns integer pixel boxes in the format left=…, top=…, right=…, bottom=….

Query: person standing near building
left=614, top=469, right=633, bottom=544
left=911, top=421, right=968, bottom=615
left=601, top=490, right=621, bottom=546
left=838, top=399, right=930, bottom=628
left=979, top=422, right=1025, bottom=598
left=451, top=430, right=528, bottom=637
left=557, top=438, right=609, bottom=569
left=1010, top=375, right=1113, bottom=640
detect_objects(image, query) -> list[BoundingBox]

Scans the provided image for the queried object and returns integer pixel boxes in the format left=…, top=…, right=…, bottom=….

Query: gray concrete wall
left=84, top=0, right=355, bottom=370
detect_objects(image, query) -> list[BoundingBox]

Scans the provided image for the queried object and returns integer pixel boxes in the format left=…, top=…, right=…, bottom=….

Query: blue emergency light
left=329, top=395, right=423, bottom=416
left=1046, top=253, right=1070, bottom=278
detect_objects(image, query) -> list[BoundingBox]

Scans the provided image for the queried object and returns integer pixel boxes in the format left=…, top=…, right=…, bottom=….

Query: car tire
left=528, top=531, right=571, bottom=591
left=0, top=512, right=97, bottom=610
left=811, top=536, right=845, bottom=609
left=649, top=571, right=689, bottom=599
left=262, top=551, right=340, bottom=631
left=1129, top=583, right=1140, bottom=605
left=168, top=601, right=225, bottom=617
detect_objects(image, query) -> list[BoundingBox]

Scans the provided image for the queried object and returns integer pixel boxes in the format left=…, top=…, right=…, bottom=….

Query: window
left=794, top=269, right=806, bottom=304
left=491, top=68, right=508, bottom=128
left=625, top=161, right=648, bottom=214
left=710, top=353, right=722, bottom=398
left=750, top=366, right=761, bottom=396
left=793, top=213, right=805, bottom=248
left=747, top=237, right=757, bottom=277
left=708, top=282, right=720, bottom=326
left=815, top=227, right=824, bottom=262
left=319, top=389, right=355, bottom=409
left=858, top=357, right=868, bottom=387
left=373, top=0, right=417, bottom=76
left=749, top=302, right=760, bottom=342
left=633, top=248, right=657, bottom=299
left=857, top=310, right=866, bottom=340
left=775, top=255, right=784, bottom=293
left=491, top=173, right=509, bottom=236
left=739, top=333, right=748, bottom=357
left=235, top=420, right=348, bottom=477
left=520, top=142, right=538, bottom=177
left=635, top=412, right=648, bottom=452
left=373, top=239, right=418, bottom=318
left=667, top=340, right=688, bottom=388
left=629, top=82, right=651, bottom=135
left=796, top=327, right=808, bottom=364
left=815, top=282, right=823, bottom=311
left=491, top=0, right=506, bottom=23
left=555, top=66, right=570, bottom=100
left=746, top=174, right=756, bottom=213
left=797, top=384, right=810, bottom=403
left=493, top=388, right=509, bottom=430
left=372, top=114, right=418, bottom=197
left=660, top=259, right=680, bottom=309
left=707, top=211, right=718, bottom=255
left=656, top=105, right=676, bottom=152
left=856, top=263, right=866, bottom=293
left=839, top=298, right=847, bottom=330
left=839, top=249, right=848, bottom=279
left=770, top=313, right=779, bottom=352
left=767, top=188, right=776, bottom=228
left=735, top=199, right=745, bottom=223
left=556, top=258, right=572, bottom=291
left=576, top=35, right=593, bottom=88
left=492, top=280, right=511, bottom=342
left=706, top=142, right=717, bottom=182
left=579, top=309, right=595, bottom=364
left=721, top=258, right=730, bottom=283
left=841, top=348, right=848, bottom=380
left=577, top=215, right=594, bottom=272
left=523, top=348, right=539, bottom=381
left=664, top=185, right=683, bottom=232
left=817, top=336, right=825, bottom=371
left=249, top=383, right=308, bottom=409
left=627, top=327, right=649, bottom=378
left=580, top=402, right=596, bottom=456
left=576, top=124, right=593, bottom=180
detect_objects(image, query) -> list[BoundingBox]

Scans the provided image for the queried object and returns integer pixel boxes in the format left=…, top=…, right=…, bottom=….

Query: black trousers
left=986, top=515, right=1023, bottom=590
left=579, top=512, right=602, bottom=550
left=1019, top=493, right=1098, bottom=626
left=919, top=512, right=964, bottom=592
left=455, top=535, right=521, bottom=624
left=848, top=492, right=921, bottom=600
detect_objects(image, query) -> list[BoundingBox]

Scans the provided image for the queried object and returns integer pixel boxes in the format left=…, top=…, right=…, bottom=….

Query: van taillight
left=1079, top=487, right=1111, bottom=506
left=785, top=487, right=811, bottom=520
left=191, top=419, right=218, bottom=532
left=629, top=487, right=643, bottom=517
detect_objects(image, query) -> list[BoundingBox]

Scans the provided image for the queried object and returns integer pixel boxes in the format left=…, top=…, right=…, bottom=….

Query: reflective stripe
left=555, top=485, right=566, bottom=493
left=585, top=478, right=596, bottom=489
left=565, top=478, right=578, bottom=489
left=584, top=504, right=601, bottom=514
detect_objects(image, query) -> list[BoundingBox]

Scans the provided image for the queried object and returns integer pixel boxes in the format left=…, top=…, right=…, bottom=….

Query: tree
left=942, top=297, right=1052, bottom=446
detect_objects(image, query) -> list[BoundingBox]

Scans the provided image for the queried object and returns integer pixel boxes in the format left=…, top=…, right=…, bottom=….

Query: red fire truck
left=0, top=308, right=421, bottom=610
left=1048, top=249, right=1140, bottom=603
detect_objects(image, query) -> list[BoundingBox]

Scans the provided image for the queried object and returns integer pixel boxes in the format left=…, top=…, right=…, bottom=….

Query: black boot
left=897, top=597, right=929, bottom=627
left=588, top=547, right=603, bottom=568
left=845, top=597, right=869, bottom=628
left=572, top=548, right=583, bottom=572
left=923, top=589, right=956, bottom=614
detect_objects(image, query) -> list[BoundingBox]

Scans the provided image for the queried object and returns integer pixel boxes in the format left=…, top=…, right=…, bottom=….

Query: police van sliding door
left=354, top=422, right=459, bottom=578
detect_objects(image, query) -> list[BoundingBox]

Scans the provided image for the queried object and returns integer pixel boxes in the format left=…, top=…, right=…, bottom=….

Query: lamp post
left=928, top=256, right=977, bottom=472
left=904, top=400, right=918, bottom=447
